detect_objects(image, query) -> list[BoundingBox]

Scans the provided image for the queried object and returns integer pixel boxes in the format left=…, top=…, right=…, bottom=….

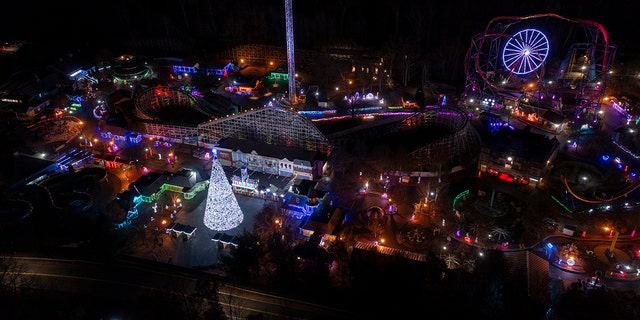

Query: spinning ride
left=463, top=13, right=616, bottom=118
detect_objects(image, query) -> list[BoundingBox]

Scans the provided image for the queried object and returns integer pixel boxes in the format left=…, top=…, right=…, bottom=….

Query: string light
left=203, top=159, right=244, bottom=231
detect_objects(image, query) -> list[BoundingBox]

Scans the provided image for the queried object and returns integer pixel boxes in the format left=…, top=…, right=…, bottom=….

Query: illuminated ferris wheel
left=464, top=13, right=616, bottom=110
left=502, top=28, right=549, bottom=76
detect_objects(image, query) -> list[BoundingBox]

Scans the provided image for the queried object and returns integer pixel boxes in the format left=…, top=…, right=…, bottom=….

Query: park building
left=476, top=123, right=560, bottom=188
left=214, top=137, right=325, bottom=181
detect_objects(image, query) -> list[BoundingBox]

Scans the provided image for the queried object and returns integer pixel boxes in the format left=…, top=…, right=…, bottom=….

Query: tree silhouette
left=0, top=255, right=33, bottom=295
left=247, top=202, right=300, bottom=287
left=293, top=233, right=332, bottom=289
left=472, top=250, right=508, bottom=319
left=551, top=284, right=640, bottom=320
left=218, top=283, right=248, bottom=320
left=326, top=239, right=351, bottom=287
left=252, top=202, right=282, bottom=242
left=462, top=257, right=476, bottom=273
left=221, top=230, right=260, bottom=283
left=182, top=278, right=228, bottom=320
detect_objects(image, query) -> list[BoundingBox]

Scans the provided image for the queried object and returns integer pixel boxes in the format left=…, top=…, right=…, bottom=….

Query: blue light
left=602, top=155, right=610, bottom=161
left=546, top=242, right=554, bottom=249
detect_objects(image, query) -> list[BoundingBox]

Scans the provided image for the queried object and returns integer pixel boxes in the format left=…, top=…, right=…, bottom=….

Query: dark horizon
left=3, top=1, right=639, bottom=91
left=3, top=1, right=639, bottom=55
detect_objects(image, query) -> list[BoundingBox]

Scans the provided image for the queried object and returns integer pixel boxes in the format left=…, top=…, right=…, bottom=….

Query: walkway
left=543, top=234, right=640, bottom=282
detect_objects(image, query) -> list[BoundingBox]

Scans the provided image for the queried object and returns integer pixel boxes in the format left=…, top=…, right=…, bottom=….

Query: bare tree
left=326, top=239, right=351, bottom=287
left=252, top=202, right=282, bottom=242
left=0, top=255, right=35, bottom=295
left=218, top=283, right=247, bottom=320
left=179, top=277, right=228, bottom=320
left=462, top=257, right=477, bottom=273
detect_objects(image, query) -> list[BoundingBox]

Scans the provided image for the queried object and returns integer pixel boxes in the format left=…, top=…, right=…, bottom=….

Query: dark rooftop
left=217, top=137, right=320, bottom=163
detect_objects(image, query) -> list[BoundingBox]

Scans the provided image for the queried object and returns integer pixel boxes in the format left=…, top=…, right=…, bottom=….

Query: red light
left=498, top=172, right=514, bottom=182
left=520, top=178, right=528, bottom=185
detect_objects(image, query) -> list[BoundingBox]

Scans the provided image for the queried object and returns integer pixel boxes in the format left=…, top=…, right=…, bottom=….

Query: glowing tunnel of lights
left=502, top=28, right=549, bottom=75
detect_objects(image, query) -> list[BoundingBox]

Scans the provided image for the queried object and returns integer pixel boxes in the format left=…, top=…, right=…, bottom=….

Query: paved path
left=127, top=192, right=277, bottom=272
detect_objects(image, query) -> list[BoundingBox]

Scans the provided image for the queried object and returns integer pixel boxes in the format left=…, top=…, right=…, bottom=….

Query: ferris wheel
left=502, top=28, right=549, bottom=76
left=463, top=29, right=550, bottom=96
left=464, top=14, right=615, bottom=102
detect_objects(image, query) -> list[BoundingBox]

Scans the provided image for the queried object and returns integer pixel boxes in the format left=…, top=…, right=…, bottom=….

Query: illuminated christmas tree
left=203, top=159, right=244, bottom=231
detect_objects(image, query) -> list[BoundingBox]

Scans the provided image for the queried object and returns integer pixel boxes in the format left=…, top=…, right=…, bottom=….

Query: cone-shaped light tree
left=203, top=159, right=244, bottom=231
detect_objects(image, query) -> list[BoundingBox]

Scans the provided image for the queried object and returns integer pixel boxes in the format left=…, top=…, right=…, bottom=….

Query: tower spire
left=285, top=0, right=296, bottom=105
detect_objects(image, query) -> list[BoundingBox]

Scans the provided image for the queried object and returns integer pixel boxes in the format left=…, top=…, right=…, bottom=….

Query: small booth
left=211, top=232, right=238, bottom=248
left=166, top=223, right=197, bottom=240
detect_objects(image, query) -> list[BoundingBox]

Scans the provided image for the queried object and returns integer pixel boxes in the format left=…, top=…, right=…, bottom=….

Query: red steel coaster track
left=561, top=175, right=640, bottom=203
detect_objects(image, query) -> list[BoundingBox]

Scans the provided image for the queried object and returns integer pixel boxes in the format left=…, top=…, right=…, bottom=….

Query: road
left=9, top=256, right=355, bottom=320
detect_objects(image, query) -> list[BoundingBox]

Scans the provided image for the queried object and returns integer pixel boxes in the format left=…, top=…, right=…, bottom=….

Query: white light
left=203, top=160, right=244, bottom=231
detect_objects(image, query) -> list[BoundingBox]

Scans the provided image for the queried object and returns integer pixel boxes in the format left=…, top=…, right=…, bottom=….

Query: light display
left=203, top=159, right=244, bottom=231
left=502, top=28, right=549, bottom=75
left=284, top=0, right=296, bottom=104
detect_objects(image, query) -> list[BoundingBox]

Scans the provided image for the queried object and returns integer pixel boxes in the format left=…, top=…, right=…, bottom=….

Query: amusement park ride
left=463, top=14, right=640, bottom=206
left=463, top=13, right=616, bottom=126
left=561, top=174, right=640, bottom=205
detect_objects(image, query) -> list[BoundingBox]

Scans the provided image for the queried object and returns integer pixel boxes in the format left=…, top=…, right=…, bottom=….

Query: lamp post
left=348, top=80, right=355, bottom=118
left=607, top=229, right=619, bottom=259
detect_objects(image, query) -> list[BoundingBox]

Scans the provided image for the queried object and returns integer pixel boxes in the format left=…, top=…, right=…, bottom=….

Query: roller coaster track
left=561, top=175, right=640, bottom=203
left=464, top=13, right=614, bottom=122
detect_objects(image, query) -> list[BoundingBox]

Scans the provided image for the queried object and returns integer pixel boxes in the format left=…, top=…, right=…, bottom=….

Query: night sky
left=3, top=1, right=638, bottom=50
left=2, top=0, right=640, bottom=85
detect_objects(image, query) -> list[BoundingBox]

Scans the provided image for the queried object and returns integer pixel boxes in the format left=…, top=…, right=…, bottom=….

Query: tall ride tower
left=284, top=0, right=296, bottom=105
